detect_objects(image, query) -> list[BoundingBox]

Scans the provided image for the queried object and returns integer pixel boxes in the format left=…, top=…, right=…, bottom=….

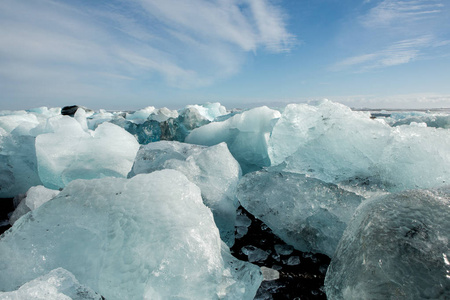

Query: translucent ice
left=148, top=107, right=178, bottom=122
left=126, top=106, right=156, bottom=124
left=130, top=141, right=241, bottom=246
left=325, top=187, right=450, bottom=300
left=0, top=268, right=103, bottom=300
left=9, top=185, right=60, bottom=225
left=36, top=120, right=139, bottom=189
left=0, top=134, right=42, bottom=198
left=182, top=102, right=227, bottom=121
left=268, top=100, right=450, bottom=192
left=186, top=106, right=281, bottom=173
left=0, top=170, right=262, bottom=299
left=236, top=170, right=364, bottom=256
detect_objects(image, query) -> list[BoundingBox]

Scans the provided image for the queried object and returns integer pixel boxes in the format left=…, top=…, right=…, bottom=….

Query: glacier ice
left=35, top=120, right=139, bottom=189
left=0, top=134, right=42, bottom=198
left=9, top=185, right=59, bottom=225
left=325, top=187, right=450, bottom=300
left=126, top=106, right=156, bottom=124
left=268, top=100, right=450, bottom=192
left=236, top=170, right=364, bottom=256
left=186, top=106, right=281, bottom=173
left=130, top=141, right=241, bottom=246
left=0, top=170, right=262, bottom=299
left=148, top=107, right=179, bottom=122
left=0, top=268, right=103, bottom=300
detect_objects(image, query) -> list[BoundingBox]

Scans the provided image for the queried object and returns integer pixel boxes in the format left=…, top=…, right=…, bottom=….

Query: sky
left=1, top=0, right=450, bottom=110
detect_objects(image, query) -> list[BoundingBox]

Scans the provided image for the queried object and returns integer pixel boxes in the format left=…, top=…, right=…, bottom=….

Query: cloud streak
left=332, top=0, right=450, bottom=72
left=0, top=0, right=294, bottom=107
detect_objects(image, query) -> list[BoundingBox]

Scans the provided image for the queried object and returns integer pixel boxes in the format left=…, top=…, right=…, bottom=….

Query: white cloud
left=361, top=0, right=444, bottom=28
left=0, top=0, right=295, bottom=106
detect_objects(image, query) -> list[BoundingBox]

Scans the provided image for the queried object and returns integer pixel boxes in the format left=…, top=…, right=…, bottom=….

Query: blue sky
left=1, top=0, right=449, bottom=110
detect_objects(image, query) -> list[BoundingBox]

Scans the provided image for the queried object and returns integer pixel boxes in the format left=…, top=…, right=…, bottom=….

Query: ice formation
left=0, top=134, right=42, bottom=198
left=130, top=141, right=241, bottom=246
left=325, top=187, right=450, bottom=300
left=0, top=268, right=103, bottom=300
left=268, top=100, right=450, bottom=192
left=0, top=170, right=262, bottom=299
left=236, top=170, right=364, bottom=256
left=35, top=120, right=139, bottom=189
left=9, top=185, right=60, bottom=225
left=186, top=106, right=281, bottom=173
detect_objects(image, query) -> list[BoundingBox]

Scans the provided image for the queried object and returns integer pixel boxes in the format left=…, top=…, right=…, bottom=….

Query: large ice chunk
left=35, top=119, right=140, bottom=189
left=0, top=268, right=103, bottom=300
left=268, top=100, right=450, bottom=192
left=186, top=106, right=281, bottom=173
left=9, top=185, right=60, bottom=225
left=0, top=170, right=262, bottom=299
left=325, top=187, right=450, bottom=299
left=130, top=141, right=241, bottom=246
left=236, top=170, right=364, bottom=256
left=0, top=134, right=42, bottom=198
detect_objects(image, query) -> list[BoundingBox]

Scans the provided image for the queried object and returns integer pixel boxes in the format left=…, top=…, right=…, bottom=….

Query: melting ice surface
left=0, top=268, right=104, bottom=300
left=0, top=100, right=449, bottom=299
left=0, top=170, right=262, bottom=299
left=129, top=141, right=241, bottom=246
left=325, top=187, right=450, bottom=300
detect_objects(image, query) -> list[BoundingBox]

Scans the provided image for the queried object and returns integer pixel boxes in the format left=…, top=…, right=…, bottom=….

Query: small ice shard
left=274, top=244, right=294, bottom=256
left=242, top=246, right=270, bottom=263
left=236, top=170, right=364, bottom=256
left=285, top=256, right=300, bottom=266
left=260, top=267, right=280, bottom=281
left=0, top=268, right=103, bottom=300
left=325, top=187, right=450, bottom=300
left=186, top=106, right=281, bottom=173
left=236, top=214, right=252, bottom=227
left=9, top=185, right=60, bottom=225
left=0, top=170, right=262, bottom=299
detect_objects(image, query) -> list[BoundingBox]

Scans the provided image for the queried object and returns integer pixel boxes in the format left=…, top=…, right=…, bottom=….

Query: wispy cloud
left=361, top=0, right=444, bottom=28
left=332, top=35, right=437, bottom=71
left=332, top=0, right=450, bottom=72
left=0, top=0, right=295, bottom=107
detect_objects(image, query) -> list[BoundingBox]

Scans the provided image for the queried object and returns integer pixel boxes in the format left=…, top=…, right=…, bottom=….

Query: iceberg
left=0, top=170, right=262, bottom=299
left=325, top=187, right=450, bottom=299
left=130, top=141, right=241, bottom=246
left=236, top=170, right=364, bottom=256
left=35, top=120, right=140, bottom=189
left=0, top=268, right=103, bottom=300
left=186, top=106, right=281, bottom=173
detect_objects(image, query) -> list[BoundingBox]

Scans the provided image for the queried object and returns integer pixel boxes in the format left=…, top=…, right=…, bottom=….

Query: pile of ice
left=0, top=170, right=262, bottom=299
left=1, top=99, right=450, bottom=299
left=268, top=100, right=450, bottom=193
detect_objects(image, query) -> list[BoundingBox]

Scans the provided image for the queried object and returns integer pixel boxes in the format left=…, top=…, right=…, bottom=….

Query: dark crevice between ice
left=231, top=206, right=330, bottom=300
left=0, top=198, right=14, bottom=235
